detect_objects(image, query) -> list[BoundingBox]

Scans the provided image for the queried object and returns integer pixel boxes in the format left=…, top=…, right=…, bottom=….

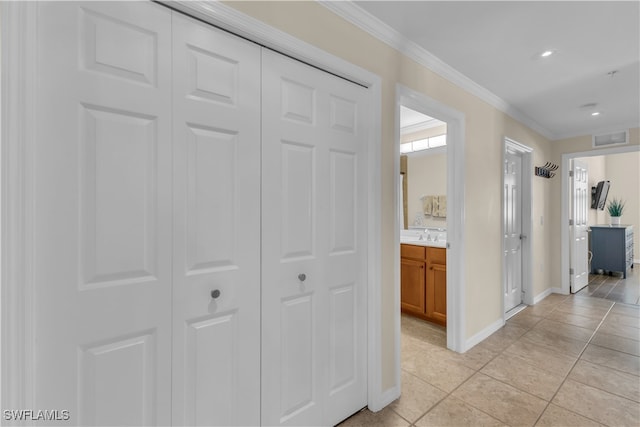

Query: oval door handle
left=211, top=289, right=221, bottom=299
left=298, top=274, right=306, bottom=282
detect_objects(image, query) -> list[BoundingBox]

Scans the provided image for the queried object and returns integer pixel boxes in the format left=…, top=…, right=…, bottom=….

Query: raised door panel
left=261, top=49, right=368, bottom=427
left=35, top=2, right=172, bottom=424
left=79, top=333, right=156, bottom=426
left=171, top=13, right=261, bottom=427
left=184, top=314, right=237, bottom=426
left=401, top=259, right=426, bottom=315
left=80, top=106, right=158, bottom=288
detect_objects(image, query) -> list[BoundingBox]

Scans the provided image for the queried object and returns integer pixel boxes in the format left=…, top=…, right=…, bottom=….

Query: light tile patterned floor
left=339, top=291, right=640, bottom=426
left=577, top=264, right=639, bottom=304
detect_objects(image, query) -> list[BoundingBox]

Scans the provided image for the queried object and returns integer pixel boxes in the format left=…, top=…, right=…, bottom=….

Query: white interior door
left=571, top=160, right=589, bottom=293
left=171, top=13, right=261, bottom=426
left=504, top=149, right=523, bottom=313
left=261, top=50, right=368, bottom=426
left=34, top=2, right=173, bottom=424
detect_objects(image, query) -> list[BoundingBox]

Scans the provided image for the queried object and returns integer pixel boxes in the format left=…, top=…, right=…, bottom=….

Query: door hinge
left=569, top=219, right=574, bottom=226
left=569, top=170, right=574, bottom=177
left=569, top=268, right=574, bottom=275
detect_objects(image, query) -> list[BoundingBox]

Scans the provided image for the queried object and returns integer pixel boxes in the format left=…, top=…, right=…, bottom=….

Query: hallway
left=340, top=293, right=639, bottom=426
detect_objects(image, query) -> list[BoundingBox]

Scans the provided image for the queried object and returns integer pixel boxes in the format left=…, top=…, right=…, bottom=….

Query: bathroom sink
left=400, top=229, right=447, bottom=248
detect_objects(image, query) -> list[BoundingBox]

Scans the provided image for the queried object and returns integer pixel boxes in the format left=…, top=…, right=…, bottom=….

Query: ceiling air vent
left=592, top=130, right=629, bottom=148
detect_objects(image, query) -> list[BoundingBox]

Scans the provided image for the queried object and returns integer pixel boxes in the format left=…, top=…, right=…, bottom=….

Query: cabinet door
left=429, top=264, right=447, bottom=325
left=401, top=258, right=426, bottom=315
left=426, top=248, right=447, bottom=326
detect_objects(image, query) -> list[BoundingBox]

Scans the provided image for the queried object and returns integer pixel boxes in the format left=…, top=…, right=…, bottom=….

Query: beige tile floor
left=577, top=264, right=639, bottom=305
left=339, top=293, right=640, bottom=427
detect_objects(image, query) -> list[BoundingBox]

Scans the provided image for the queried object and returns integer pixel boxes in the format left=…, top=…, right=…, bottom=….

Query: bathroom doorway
left=399, top=106, right=448, bottom=327
left=394, top=85, right=466, bottom=371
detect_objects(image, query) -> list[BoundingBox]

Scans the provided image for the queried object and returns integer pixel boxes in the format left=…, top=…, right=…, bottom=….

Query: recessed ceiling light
left=591, top=112, right=601, bottom=116
left=541, top=50, right=554, bottom=57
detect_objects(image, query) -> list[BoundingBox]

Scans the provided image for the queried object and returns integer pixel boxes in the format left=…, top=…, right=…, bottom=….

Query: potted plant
left=607, top=198, right=625, bottom=225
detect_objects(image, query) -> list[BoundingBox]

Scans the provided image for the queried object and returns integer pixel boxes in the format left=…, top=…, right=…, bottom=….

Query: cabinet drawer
left=401, top=244, right=426, bottom=260
left=426, top=247, right=446, bottom=265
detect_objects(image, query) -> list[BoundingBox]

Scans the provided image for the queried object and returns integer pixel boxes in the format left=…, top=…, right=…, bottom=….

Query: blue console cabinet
left=590, top=225, right=634, bottom=278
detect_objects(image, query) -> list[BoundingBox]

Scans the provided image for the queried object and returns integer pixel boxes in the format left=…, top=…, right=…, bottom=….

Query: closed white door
left=571, top=160, right=589, bottom=293
left=504, top=149, right=523, bottom=312
left=34, top=2, right=173, bottom=424
left=261, top=50, right=369, bottom=426
left=171, top=13, right=261, bottom=426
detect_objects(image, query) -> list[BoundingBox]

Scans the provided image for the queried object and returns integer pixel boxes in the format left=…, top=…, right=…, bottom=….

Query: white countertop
left=401, top=229, right=447, bottom=248
left=401, top=239, right=447, bottom=248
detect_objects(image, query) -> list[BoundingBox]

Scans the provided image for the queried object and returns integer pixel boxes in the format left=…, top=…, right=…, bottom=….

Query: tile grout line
left=411, top=314, right=553, bottom=427
left=531, top=300, right=618, bottom=427
left=397, top=295, right=636, bottom=427
left=400, top=331, right=514, bottom=426
left=435, top=300, right=568, bottom=427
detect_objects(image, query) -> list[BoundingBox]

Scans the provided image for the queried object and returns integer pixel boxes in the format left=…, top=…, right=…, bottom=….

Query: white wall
left=605, top=151, right=640, bottom=260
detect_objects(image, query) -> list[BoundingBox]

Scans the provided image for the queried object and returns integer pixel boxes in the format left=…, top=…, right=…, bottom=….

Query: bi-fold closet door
left=33, top=2, right=367, bottom=426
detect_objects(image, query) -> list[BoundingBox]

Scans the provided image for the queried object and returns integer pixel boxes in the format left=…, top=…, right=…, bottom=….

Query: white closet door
left=34, top=2, right=173, bottom=425
left=261, top=49, right=369, bottom=426
left=504, top=149, right=523, bottom=312
left=171, top=13, right=261, bottom=426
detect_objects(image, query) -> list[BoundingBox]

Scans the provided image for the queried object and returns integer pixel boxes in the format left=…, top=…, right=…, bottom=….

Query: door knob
left=211, top=289, right=221, bottom=299
left=298, top=274, right=306, bottom=282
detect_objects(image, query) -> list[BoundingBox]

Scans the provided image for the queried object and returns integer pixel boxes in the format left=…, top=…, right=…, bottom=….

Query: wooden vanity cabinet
left=400, top=244, right=447, bottom=326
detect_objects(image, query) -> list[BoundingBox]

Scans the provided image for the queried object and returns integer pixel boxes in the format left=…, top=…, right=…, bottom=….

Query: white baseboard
left=464, top=318, right=504, bottom=352
left=369, top=385, right=400, bottom=412
left=533, top=287, right=565, bottom=304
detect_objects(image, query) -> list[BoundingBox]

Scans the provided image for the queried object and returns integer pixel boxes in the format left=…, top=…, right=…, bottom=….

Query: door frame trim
left=502, top=138, right=534, bottom=319
left=560, top=144, right=640, bottom=294
left=1, top=0, right=388, bottom=413
left=1, top=1, right=38, bottom=412
left=395, top=84, right=467, bottom=360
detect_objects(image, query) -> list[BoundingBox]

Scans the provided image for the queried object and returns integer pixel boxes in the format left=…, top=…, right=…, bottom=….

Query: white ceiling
left=344, top=1, right=640, bottom=140
left=400, top=106, right=446, bottom=134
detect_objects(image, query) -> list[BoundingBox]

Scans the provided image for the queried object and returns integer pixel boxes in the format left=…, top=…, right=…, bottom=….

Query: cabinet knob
left=430, top=266, right=434, bottom=270
left=211, top=289, right=221, bottom=299
left=298, top=273, right=306, bottom=282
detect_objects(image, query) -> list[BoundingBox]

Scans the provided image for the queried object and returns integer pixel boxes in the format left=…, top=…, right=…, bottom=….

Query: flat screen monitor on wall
left=591, top=180, right=610, bottom=210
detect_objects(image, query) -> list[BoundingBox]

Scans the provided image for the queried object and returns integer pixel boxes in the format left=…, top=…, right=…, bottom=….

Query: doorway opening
left=394, top=84, right=466, bottom=393
left=561, top=144, right=640, bottom=299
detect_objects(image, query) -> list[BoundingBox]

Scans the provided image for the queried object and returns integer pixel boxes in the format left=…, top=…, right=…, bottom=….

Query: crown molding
left=319, top=1, right=555, bottom=140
